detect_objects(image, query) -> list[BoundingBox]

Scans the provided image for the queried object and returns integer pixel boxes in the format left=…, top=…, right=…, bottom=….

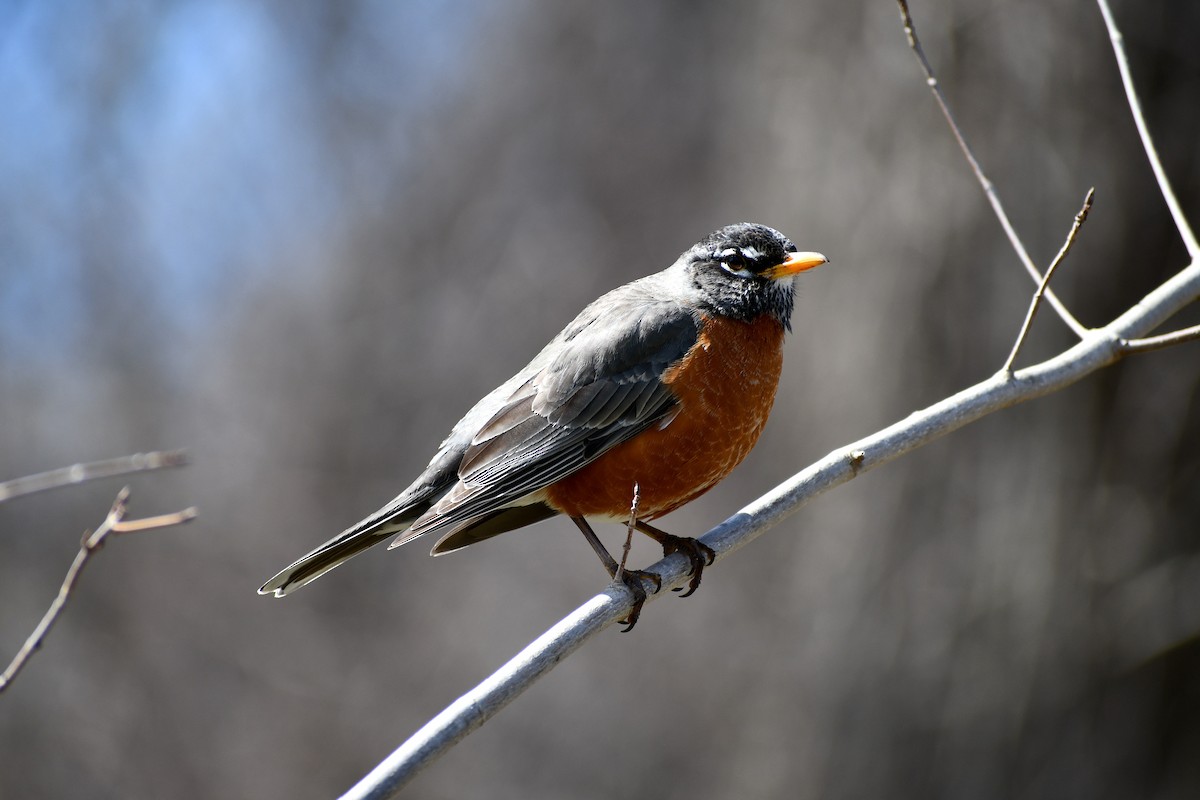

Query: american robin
left=260, top=223, right=827, bottom=629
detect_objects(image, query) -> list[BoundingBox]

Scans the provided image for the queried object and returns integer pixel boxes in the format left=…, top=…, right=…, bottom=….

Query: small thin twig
left=895, top=0, right=1088, bottom=338
left=0, top=487, right=197, bottom=694
left=1096, top=0, right=1200, bottom=259
left=615, top=483, right=639, bottom=584
left=1002, top=189, right=1096, bottom=373
left=0, top=450, right=189, bottom=503
left=1119, top=321, right=1200, bottom=355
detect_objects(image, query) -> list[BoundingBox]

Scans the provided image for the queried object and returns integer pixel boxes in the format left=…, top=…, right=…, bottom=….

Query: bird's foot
left=659, top=535, right=716, bottom=598
left=614, top=569, right=662, bottom=632
left=633, top=521, right=717, bottom=598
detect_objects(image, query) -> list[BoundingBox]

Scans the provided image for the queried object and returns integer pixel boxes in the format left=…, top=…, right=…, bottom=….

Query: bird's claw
left=615, top=569, right=661, bottom=631
left=661, top=535, right=715, bottom=598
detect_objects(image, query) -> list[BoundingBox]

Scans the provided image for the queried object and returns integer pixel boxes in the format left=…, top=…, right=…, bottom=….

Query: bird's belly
left=544, top=314, right=785, bottom=520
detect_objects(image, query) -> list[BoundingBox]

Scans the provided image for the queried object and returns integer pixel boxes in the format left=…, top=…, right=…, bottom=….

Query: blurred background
left=2, top=0, right=1198, bottom=797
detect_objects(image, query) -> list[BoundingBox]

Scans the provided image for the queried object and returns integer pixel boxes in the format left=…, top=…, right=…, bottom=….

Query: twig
left=1119, top=322, right=1200, bottom=355
left=895, top=0, right=1089, bottom=338
left=1002, top=189, right=1096, bottom=373
left=0, top=450, right=189, bottom=503
left=1096, top=0, right=1200, bottom=259
left=0, top=488, right=197, bottom=694
left=338, top=251, right=1200, bottom=799
left=615, top=482, right=639, bottom=583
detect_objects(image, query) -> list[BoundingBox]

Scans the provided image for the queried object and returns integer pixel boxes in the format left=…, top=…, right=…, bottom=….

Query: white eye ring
left=719, top=262, right=755, bottom=278
left=715, top=247, right=754, bottom=277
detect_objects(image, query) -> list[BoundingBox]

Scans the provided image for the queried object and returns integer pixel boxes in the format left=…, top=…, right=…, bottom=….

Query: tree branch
left=336, top=5, right=1200, bottom=796
left=0, top=487, right=197, bottom=694
left=1119, top=323, right=1200, bottom=355
left=0, top=450, right=189, bottom=503
left=615, top=482, right=639, bottom=584
left=1002, top=189, right=1095, bottom=373
left=339, top=250, right=1200, bottom=798
left=1096, top=0, right=1200, bottom=258
left=895, top=0, right=1089, bottom=338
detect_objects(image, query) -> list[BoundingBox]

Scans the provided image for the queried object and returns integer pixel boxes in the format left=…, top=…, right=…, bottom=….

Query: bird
left=259, top=223, right=827, bottom=629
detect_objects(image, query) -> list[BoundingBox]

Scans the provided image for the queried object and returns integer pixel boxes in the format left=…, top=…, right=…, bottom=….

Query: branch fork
left=1, top=485, right=196, bottom=694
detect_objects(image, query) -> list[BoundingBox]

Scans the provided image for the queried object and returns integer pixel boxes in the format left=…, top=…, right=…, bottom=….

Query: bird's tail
left=258, top=503, right=422, bottom=597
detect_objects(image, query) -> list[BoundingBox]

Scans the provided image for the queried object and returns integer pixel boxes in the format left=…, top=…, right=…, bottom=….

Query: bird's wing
left=395, top=288, right=700, bottom=544
left=259, top=280, right=698, bottom=596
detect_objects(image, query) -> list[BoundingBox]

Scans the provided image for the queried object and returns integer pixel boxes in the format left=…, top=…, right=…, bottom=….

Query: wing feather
left=406, top=290, right=699, bottom=538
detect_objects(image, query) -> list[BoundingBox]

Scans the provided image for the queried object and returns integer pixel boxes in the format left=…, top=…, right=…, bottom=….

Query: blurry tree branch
left=1, top=484, right=196, bottom=695
left=0, top=449, right=188, bottom=502
left=1096, top=0, right=1200, bottom=259
left=894, top=0, right=1088, bottom=338
left=338, top=3, right=1200, bottom=797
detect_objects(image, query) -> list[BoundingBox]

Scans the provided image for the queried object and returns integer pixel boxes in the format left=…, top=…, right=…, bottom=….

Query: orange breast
left=544, top=314, right=785, bottom=520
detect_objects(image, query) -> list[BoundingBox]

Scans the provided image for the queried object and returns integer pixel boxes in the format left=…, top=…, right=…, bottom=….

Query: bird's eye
left=717, top=249, right=753, bottom=277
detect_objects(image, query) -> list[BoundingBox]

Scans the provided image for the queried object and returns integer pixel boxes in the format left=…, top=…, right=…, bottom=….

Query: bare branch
left=895, top=0, right=1089, bottom=338
left=338, top=251, right=1200, bottom=799
left=0, top=488, right=197, bottom=694
left=1119, top=322, right=1200, bottom=355
left=109, top=511, right=196, bottom=533
left=336, top=7, right=1200, bottom=796
left=1002, top=189, right=1096, bottom=373
left=615, top=482, right=639, bottom=583
left=1096, top=0, right=1200, bottom=258
left=0, top=450, right=189, bottom=503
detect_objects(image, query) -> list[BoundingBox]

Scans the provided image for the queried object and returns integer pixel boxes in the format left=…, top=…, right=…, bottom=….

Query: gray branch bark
left=340, top=253, right=1200, bottom=798
left=0, top=450, right=189, bottom=502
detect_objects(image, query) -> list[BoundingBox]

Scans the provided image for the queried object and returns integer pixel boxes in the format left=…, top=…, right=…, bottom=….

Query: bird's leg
left=570, top=516, right=660, bottom=631
left=633, top=520, right=716, bottom=598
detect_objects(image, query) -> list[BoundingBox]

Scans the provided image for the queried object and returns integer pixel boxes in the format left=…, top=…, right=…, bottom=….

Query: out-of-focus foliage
left=1, top=1, right=1198, bottom=797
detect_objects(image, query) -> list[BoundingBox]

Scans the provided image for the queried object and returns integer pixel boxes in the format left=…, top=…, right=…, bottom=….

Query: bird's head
left=676, top=223, right=827, bottom=330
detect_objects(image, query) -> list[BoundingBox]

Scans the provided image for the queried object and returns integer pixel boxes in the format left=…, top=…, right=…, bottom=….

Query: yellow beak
left=761, top=251, right=829, bottom=280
